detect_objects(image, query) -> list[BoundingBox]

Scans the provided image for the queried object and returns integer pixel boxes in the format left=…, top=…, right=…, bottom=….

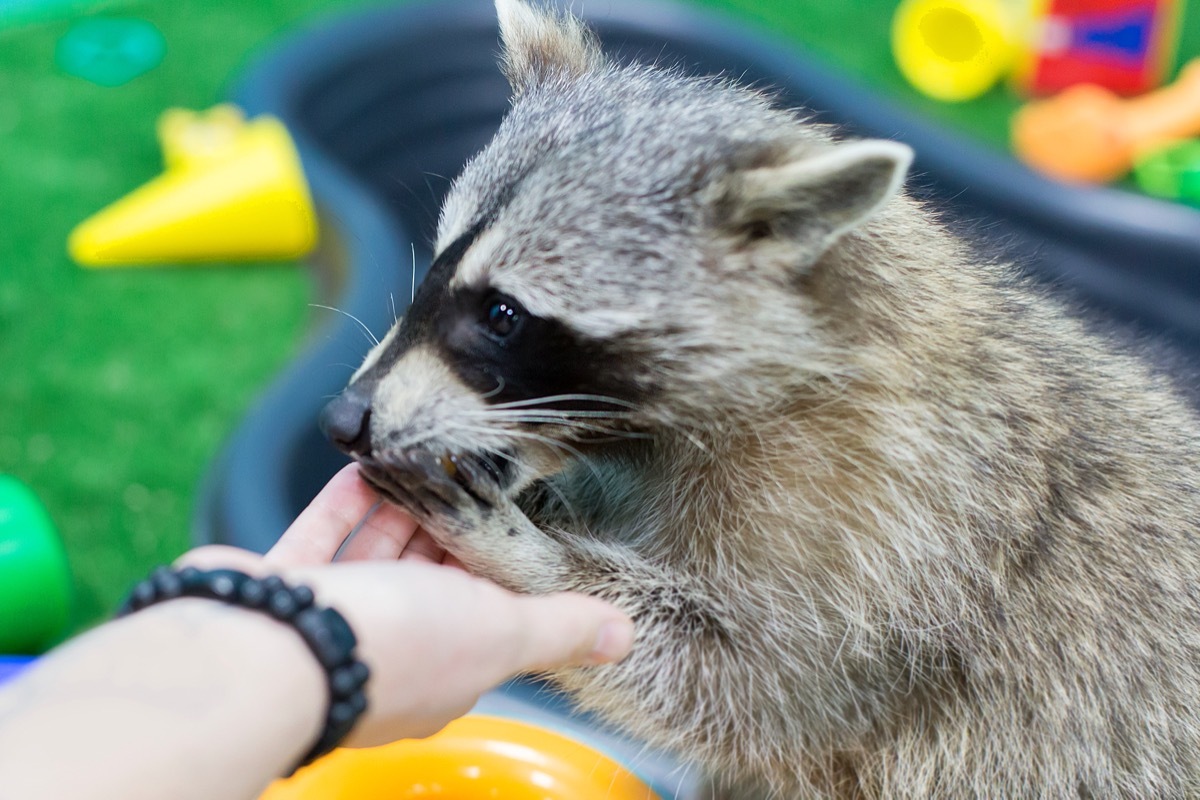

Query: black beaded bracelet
left=117, top=566, right=370, bottom=774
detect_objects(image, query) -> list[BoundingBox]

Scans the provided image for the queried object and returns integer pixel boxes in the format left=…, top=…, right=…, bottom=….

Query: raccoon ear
left=717, top=139, right=913, bottom=263
left=495, top=0, right=605, bottom=97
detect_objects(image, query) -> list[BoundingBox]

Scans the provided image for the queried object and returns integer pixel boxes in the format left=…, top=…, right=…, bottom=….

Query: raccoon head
left=321, top=0, right=912, bottom=501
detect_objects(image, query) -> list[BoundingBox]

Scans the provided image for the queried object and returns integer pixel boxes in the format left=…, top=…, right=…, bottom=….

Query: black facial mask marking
left=353, top=213, right=653, bottom=414
left=434, top=286, right=647, bottom=412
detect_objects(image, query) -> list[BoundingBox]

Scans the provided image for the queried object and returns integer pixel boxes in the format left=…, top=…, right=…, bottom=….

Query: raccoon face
left=320, top=0, right=911, bottom=502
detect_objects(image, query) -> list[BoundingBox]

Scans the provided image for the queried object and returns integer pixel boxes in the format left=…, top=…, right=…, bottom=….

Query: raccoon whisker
left=638, top=416, right=710, bottom=455
left=310, top=304, right=380, bottom=346
left=472, top=448, right=511, bottom=478
left=410, top=242, right=417, bottom=304
left=452, top=423, right=591, bottom=460
left=518, top=475, right=587, bottom=532
left=471, top=409, right=636, bottom=421
left=480, top=377, right=507, bottom=401
left=512, top=420, right=650, bottom=439
left=450, top=424, right=607, bottom=485
left=468, top=411, right=636, bottom=427
left=523, top=422, right=649, bottom=439
left=331, top=500, right=383, bottom=562
left=486, top=393, right=637, bottom=411
left=460, top=411, right=650, bottom=440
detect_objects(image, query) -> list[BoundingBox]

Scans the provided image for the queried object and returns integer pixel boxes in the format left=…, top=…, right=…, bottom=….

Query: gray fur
left=339, top=1, right=1200, bottom=796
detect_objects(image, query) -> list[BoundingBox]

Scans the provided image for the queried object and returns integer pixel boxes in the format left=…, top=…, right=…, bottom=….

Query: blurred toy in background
left=1134, top=137, right=1200, bottom=202
left=892, top=0, right=1183, bottom=101
left=55, top=17, right=165, bottom=88
left=1012, top=58, right=1200, bottom=180
left=1018, top=0, right=1185, bottom=95
left=157, top=104, right=251, bottom=169
left=892, top=0, right=1029, bottom=101
left=0, top=656, right=36, bottom=688
left=0, top=476, right=72, bottom=656
left=68, top=105, right=318, bottom=268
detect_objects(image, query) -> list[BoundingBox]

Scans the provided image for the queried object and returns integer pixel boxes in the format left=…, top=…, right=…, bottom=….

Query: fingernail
left=589, top=619, right=635, bottom=664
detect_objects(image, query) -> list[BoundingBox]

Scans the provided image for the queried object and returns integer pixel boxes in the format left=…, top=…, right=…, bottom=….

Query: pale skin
left=0, top=464, right=634, bottom=800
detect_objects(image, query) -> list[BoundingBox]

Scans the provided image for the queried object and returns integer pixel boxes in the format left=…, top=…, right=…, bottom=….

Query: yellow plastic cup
left=260, top=715, right=659, bottom=800
left=892, top=0, right=1021, bottom=102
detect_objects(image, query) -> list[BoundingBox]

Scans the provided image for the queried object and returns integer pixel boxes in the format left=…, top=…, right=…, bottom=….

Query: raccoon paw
left=362, top=447, right=506, bottom=524
left=360, top=447, right=570, bottom=591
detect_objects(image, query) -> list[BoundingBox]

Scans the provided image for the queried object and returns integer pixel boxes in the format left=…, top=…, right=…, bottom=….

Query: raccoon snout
left=319, top=388, right=373, bottom=456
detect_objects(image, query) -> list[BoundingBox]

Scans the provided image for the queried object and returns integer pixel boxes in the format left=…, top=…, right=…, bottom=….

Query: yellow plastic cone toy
left=69, top=105, right=318, bottom=267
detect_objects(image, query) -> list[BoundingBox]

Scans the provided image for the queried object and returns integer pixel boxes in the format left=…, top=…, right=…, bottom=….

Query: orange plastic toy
left=1012, top=58, right=1200, bottom=182
left=259, top=715, right=659, bottom=800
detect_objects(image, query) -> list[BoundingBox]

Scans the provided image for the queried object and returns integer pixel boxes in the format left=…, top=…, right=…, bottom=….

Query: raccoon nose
left=320, top=389, right=373, bottom=455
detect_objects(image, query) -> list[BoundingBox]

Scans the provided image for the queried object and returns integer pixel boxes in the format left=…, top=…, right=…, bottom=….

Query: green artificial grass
left=1, top=0, right=1197, bottom=644
left=0, top=0, right=381, bottom=638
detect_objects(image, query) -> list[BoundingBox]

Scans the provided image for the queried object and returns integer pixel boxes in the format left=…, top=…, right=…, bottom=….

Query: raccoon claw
left=366, top=448, right=505, bottom=524
left=449, top=453, right=507, bottom=507
left=404, top=449, right=480, bottom=512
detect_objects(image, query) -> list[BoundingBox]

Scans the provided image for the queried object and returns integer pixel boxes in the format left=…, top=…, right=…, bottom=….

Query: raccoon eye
left=483, top=294, right=523, bottom=339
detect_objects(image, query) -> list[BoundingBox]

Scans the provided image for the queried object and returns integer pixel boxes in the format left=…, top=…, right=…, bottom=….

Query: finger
left=397, top=527, right=447, bottom=564
left=266, top=464, right=390, bottom=567
left=175, top=545, right=264, bottom=573
left=337, top=502, right=423, bottom=562
left=492, top=592, right=635, bottom=679
left=442, top=553, right=468, bottom=570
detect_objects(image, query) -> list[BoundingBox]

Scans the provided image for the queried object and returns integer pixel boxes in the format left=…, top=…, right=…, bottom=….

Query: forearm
left=0, top=599, right=325, bottom=800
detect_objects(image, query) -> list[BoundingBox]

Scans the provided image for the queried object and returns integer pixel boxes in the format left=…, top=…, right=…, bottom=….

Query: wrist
left=0, top=597, right=327, bottom=800
left=119, top=567, right=370, bottom=771
left=124, top=598, right=329, bottom=765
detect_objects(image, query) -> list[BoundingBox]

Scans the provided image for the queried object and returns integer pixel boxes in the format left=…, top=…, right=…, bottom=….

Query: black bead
left=331, top=662, right=369, bottom=697
left=268, top=590, right=298, bottom=620
left=133, top=581, right=157, bottom=606
left=291, top=584, right=315, bottom=609
left=349, top=661, right=370, bottom=684
left=177, top=567, right=203, bottom=590
left=151, top=568, right=184, bottom=599
left=209, top=572, right=239, bottom=600
left=294, top=608, right=349, bottom=668
left=239, top=579, right=268, bottom=608
left=321, top=606, right=358, bottom=650
left=329, top=700, right=357, bottom=726
left=261, top=575, right=286, bottom=594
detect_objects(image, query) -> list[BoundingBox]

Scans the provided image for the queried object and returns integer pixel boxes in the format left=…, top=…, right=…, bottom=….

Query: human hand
left=180, top=464, right=634, bottom=745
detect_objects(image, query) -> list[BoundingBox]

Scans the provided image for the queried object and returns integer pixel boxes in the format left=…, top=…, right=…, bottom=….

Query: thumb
left=498, top=592, right=635, bottom=677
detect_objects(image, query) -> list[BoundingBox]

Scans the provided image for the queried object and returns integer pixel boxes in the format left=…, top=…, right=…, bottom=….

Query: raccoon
left=319, top=0, right=1200, bottom=796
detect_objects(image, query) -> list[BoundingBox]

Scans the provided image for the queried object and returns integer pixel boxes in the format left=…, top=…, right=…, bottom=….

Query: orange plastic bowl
left=260, top=715, right=660, bottom=800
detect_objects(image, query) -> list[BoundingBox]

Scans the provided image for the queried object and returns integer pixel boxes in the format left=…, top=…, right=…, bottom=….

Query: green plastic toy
left=1134, top=139, right=1200, bottom=206
left=0, top=476, right=72, bottom=654
left=55, top=17, right=165, bottom=88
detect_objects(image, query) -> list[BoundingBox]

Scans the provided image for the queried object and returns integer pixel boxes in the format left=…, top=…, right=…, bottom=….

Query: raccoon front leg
left=361, top=446, right=572, bottom=591
left=364, top=448, right=800, bottom=796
